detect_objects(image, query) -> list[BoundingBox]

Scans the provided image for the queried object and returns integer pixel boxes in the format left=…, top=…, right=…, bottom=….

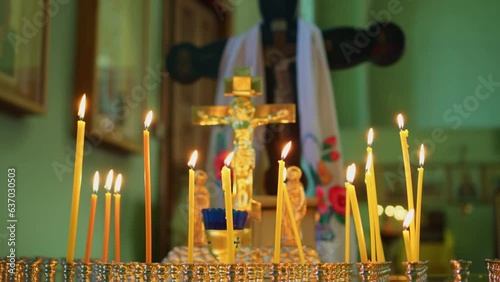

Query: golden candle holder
left=205, top=229, right=244, bottom=263
left=450, top=259, right=471, bottom=281
left=486, top=259, right=500, bottom=281
left=402, top=260, right=428, bottom=282
left=357, top=261, right=391, bottom=282
left=76, top=261, right=93, bottom=281
left=61, top=259, right=77, bottom=281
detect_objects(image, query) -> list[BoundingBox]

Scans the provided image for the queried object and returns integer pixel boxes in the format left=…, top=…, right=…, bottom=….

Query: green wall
left=0, top=0, right=163, bottom=262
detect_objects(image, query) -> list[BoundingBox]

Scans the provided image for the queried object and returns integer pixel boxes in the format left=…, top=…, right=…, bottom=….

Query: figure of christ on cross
left=192, top=68, right=295, bottom=212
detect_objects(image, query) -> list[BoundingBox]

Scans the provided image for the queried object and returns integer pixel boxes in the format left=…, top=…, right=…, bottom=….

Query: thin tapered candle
left=367, top=129, right=385, bottom=262
left=344, top=180, right=351, bottom=263
left=222, top=152, right=235, bottom=263
left=415, top=145, right=425, bottom=261
left=66, top=95, right=86, bottom=263
left=282, top=168, right=305, bottom=263
left=402, top=209, right=415, bottom=261
left=365, top=156, right=376, bottom=261
left=102, top=170, right=113, bottom=262
left=346, top=164, right=368, bottom=262
left=84, top=171, right=99, bottom=263
left=274, top=141, right=291, bottom=263
left=397, top=114, right=416, bottom=254
left=114, top=174, right=122, bottom=263
left=143, top=111, right=153, bottom=263
left=187, top=151, right=198, bottom=264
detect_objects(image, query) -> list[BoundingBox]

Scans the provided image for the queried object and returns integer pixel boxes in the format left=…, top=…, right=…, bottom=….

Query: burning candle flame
left=114, top=174, right=122, bottom=194
left=78, top=94, right=86, bottom=119
left=281, top=141, right=292, bottom=159
left=105, top=170, right=114, bottom=192
left=397, top=114, right=404, bottom=129
left=419, top=144, right=425, bottom=167
left=403, top=209, right=415, bottom=230
left=144, top=111, right=153, bottom=130
left=224, top=151, right=234, bottom=167
left=188, top=150, right=198, bottom=169
left=92, top=171, right=99, bottom=194
left=346, top=164, right=356, bottom=183
left=367, top=128, right=374, bottom=146
left=365, top=153, right=373, bottom=172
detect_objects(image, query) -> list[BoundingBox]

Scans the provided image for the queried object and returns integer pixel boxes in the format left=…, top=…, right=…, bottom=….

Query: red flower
left=324, top=136, right=337, bottom=146
left=328, top=186, right=346, bottom=215
left=330, top=151, right=340, bottom=161
left=214, top=150, right=231, bottom=180
left=316, top=187, right=328, bottom=214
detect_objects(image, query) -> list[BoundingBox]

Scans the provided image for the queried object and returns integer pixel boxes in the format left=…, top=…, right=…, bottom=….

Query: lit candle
left=114, top=174, right=122, bottom=263
left=415, top=145, right=425, bottom=261
left=66, top=94, right=86, bottom=263
left=345, top=164, right=368, bottom=262
left=282, top=168, right=305, bottom=263
left=102, top=170, right=113, bottom=262
left=397, top=114, right=415, bottom=250
left=402, top=209, right=415, bottom=261
left=364, top=153, right=376, bottom=261
left=222, top=152, right=235, bottom=263
left=84, top=171, right=99, bottom=263
left=274, top=141, right=291, bottom=263
left=187, top=150, right=198, bottom=264
left=344, top=178, right=351, bottom=263
left=143, top=110, right=153, bottom=263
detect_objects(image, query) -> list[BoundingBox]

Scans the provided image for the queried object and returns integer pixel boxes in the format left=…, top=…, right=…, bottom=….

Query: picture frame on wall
left=74, top=0, right=150, bottom=152
left=0, top=0, right=49, bottom=114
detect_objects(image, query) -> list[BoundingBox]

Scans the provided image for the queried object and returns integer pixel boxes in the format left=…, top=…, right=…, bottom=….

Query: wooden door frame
left=157, top=0, right=232, bottom=261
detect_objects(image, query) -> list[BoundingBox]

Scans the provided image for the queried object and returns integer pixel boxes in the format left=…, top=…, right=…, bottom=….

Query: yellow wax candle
left=397, top=114, right=416, bottom=252
left=66, top=95, right=86, bottom=263
left=274, top=141, right=291, bottom=263
left=187, top=151, right=198, bottom=264
left=282, top=171, right=305, bottom=263
left=415, top=145, right=425, bottom=261
left=84, top=171, right=99, bottom=263
left=143, top=111, right=153, bottom=263
left=365, top=164, right=376, bottom=261
left=367, top=129, right=385, bottom=262
left=344, top=182, right=351, bottom=263
left=365, top=129, right=376, bottom=261
left=102, top=170, right=113, bottom=262
left=222, top=152, right=235, bottom=263
left=403, top=209, right=415, bottom=261
left=346, top=164, right=368, bottom=262
left=114, top=174, right=122, bottom=263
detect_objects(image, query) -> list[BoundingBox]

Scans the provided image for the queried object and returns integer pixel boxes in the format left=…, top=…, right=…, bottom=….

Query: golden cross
left=192, top=67, right=295, bottom=215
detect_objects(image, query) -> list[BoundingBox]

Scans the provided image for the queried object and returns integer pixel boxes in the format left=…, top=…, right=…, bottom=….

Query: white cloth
left=206, top=20, right=346, bottom=262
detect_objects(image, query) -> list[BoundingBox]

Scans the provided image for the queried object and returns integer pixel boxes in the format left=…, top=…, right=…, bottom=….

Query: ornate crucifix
left=192, top=67, right=295, bottom=213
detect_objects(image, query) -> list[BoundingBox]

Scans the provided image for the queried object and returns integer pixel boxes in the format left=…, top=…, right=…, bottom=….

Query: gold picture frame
left=0, top=0, right=50, bottom=114
left=74, top=0, right=150, bottom=152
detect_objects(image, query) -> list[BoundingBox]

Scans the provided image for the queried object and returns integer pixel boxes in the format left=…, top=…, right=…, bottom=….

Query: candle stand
left=486, top=259, right=500, bottom=281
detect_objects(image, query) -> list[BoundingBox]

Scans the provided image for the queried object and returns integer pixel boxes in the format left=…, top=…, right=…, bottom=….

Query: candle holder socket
left=357, top=261, right=391, bottom=282
left=403, top=260, right=428, bottom=282
left=450, top=259, right=471, bottom=281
